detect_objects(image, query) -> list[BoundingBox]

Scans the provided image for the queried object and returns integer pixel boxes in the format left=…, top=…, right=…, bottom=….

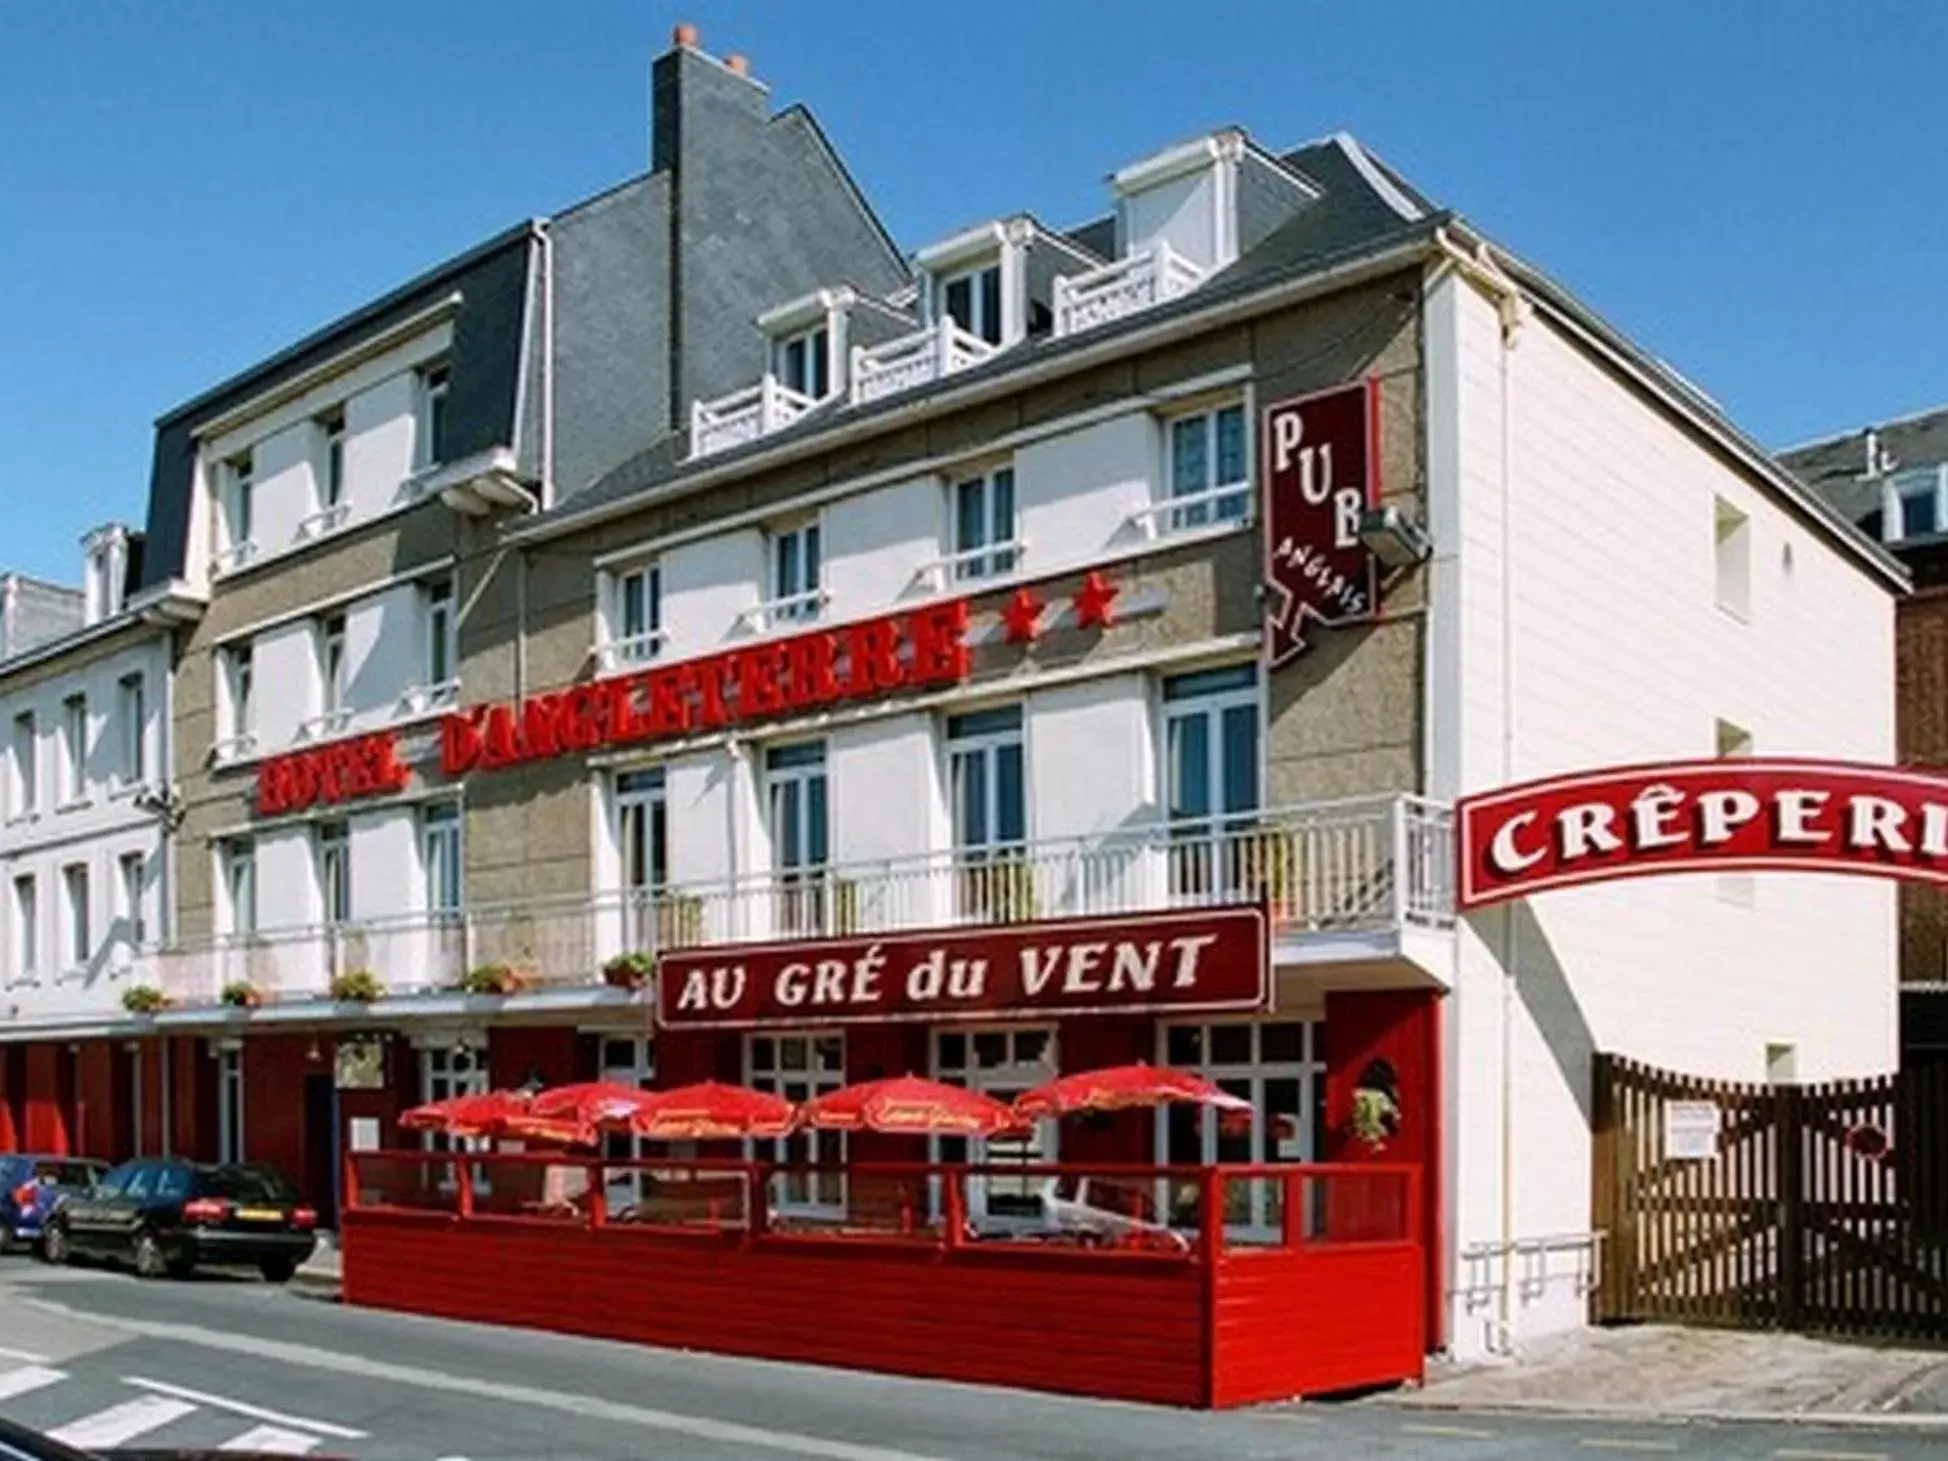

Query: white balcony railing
left=691, top=376, right=817, bottom=459
left=738, top=587, right=829, bottom=633
left=850, top=318, right=997, bottom=406
left=296, top=502, right=351, bottom=541
left=133, top=796, right=1452, bottom=1012
left=1052, top=241, right=1206, bottom=337
left=594, top=632, right=666, bottom=674
left=919, top=538, right=1026, bottom=591
left=210, top=730, right=259, bottom=766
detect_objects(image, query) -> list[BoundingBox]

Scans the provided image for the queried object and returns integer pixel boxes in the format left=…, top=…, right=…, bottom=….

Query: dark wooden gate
left=1592, top=1053, right=1948, bottom=1342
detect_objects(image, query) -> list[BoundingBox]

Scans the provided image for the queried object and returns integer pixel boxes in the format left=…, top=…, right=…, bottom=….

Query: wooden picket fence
left=1592, top=1053, right=1948, bottom=1342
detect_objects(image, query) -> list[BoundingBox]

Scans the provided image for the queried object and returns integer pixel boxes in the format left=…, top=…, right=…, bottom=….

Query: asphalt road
left=0, top=1254, right=1941, bottom=1461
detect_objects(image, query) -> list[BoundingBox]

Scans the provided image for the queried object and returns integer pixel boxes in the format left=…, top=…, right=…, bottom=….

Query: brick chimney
left=650, top=24, right=765, bottom=175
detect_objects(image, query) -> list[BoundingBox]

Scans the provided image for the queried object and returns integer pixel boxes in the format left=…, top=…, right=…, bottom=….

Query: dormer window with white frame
left=82, top=524, right=128, bottom=626
left=775, top=324, right=831, bottom=400
left=1884, top=463, right=1948, bottom=544
left=692, top=291, right=851, bottom=459
left=216, top=450, right=256, bottom=573
left=938, top=262, right=1004, bottom=348
left=599, top=560, right=664, bottom=671
left=416, top=360, right=450, bottom=470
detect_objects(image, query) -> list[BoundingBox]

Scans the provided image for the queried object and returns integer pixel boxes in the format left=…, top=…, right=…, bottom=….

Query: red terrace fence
left=342, top=1152, right=1425, bottom=1408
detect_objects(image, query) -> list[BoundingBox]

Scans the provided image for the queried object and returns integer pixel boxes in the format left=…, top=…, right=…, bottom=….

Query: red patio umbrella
left=628, top=1081, right=797, bottom=1140
left=1011, top=1062, right=1254, bottom=1121
left=531, top=1081, right=662, bottom=1133
left=398, top=1089, right=538, bottom=1139
left=798, top=1075, right=1023, bottom=1136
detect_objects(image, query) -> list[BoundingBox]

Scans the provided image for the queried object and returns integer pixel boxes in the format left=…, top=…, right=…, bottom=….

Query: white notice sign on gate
left=1664, top=1100, right=1722, bottom=1160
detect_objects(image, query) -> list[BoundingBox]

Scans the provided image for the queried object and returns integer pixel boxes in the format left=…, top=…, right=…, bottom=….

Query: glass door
left=933, top=1027, right=1057, bottom=1226
left=747, top=1032, right=845, bottom=1217
left=765, top=743, right=829, bottom=935
left=1162, top=664, right=1260, bottom=903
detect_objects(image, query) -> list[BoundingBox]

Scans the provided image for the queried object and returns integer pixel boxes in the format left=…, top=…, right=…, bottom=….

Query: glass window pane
left=621, top=574, right=647, bottom=638
left=780, top=1039, right=807, bottom=1072
left=992, top=469, right=1015, bottom=550
left=1170, top=417, right=1208, bottom=499
left=978, top=267, right=1003, bottom=344
left=1265, top=1077, right=1303, bottom=1162
left=996, top=745, right=1024, bottom=844
left=937, top=1031, right=966, bottom=1071
left=807, top=775, right=828, bottom=866
left=1216, top=1079, right=1254, bottom=1161
left=953, top=751, right=987, bottom=848
left=1162, top=663, right=1258, bottom=701
left=944, top=276, right=973, bottom=333
left=775, top=533, right=799, bottom=599
left=973, top=1032, right=1007, bottom=1068
left=1221, top=705, right=1259, bottom=815
left=1166, top=1025, right=1202, bottom=1066
left=1166, top=1103, right=1202, bottom=1164
left=803, top=524, right=820, bottom=592
left=956, top=479, right=985, bottom=554
left=1168, top=713, right=1211, bottom=821
left=811, top=330, right=830, bottom=398
left=946, top=706, right=1022, bottom=740
left=1215, top=405, right=1246, bottom=485
left=815, top=1036, right=842, bottom=1072
left=750, top=1038, right=775, bottom=1072
left=1014, top=1029, right=1049, bottom=1064
left=1210, top=1025, right=1252, bottom=1066
left=1261, top=1022, right=1306, bottom=1063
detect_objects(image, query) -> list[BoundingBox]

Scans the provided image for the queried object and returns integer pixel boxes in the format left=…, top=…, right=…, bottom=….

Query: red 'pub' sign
left=1262, top=379, right=1378, bottom=666
left=656, top=906, right=1270, bottom=1030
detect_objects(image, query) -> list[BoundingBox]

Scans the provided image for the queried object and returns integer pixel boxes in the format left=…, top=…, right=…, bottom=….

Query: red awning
left=1012, top=1062, right=1254, bottom=1120
left=629, top=1081, right=796, bottom=1140
left=398, top=1090, right=537, bottom=1139
left=799, top=1076, right=1022, bottom=1136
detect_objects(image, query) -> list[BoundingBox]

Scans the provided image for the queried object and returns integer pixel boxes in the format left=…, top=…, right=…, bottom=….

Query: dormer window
left=81, top=525, right=128, bottom=626
left=416, top=361, right=450, bottom=470
left=775, top=324, right=831, bottom=400
left=1886, top=464, right=1948, bottom=544
left=939, top=263, right=1003, bottom=347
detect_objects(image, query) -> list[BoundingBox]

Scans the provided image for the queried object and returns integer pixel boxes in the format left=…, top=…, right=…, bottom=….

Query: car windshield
left=196, top=1167, right=299, bottom=1203
left=29, top=1161, right=99, bottom=1187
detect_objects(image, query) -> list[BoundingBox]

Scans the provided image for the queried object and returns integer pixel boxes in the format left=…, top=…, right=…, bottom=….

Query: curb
left=287, top=1267, right=341, bottom=1301
left=1387, top=1395, right=1948, bottom=1433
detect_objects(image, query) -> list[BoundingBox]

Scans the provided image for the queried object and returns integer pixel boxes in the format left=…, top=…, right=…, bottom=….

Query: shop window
left=934, top=1026, right=1057, bottom=1222
left=420, top=1043, right=489, bottom=1181
left=1160, top=1018, right=1322, bottom=1234
left=747, top=1032, right=844, bottom=1213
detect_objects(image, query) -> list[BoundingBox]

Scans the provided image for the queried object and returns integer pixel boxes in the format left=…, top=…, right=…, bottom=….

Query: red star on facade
left=1071, top=570, right=1118, bottom=630
left=1000, top=586, right=1045, bottom=644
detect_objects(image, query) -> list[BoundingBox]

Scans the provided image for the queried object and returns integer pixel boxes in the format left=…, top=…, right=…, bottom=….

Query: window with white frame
left=939, top=262, right=1003, bottom=346
left=11, top=874, right=37, bottom=980
left=319, top=612, right=348, bottom=716
left=610, top=563, right=662, bottom=665
left=766, top=742, right=828, bottom=935
left=416, top=361, right=450, bottom=469
left=118, top=673, right=146, bottom=786
left=1163, top=663, right=1261, bottom=899
left=223, top=452, right=254, bottom=560
left=615, top=768, right=667, bottom=950
left=951, top=466, right=1017, bottom=580
left=947, top=706, right=1026, bottom=923
left=1886, top=464, right=1947, bottom=544
left=422, top=577, right=457, bottom=691
left=1161, top=1018, right=1321, bottom=1231
left=422, top=802, right=462, bottom=915
left=598, top=1035, right=656, bottom=1208
left=746, top=1032, right=845, bottom=1212
left=221, top=645, right=254, bottom=751
left=220, top=837, right=256, bottom=937
left=319, top=408, right=347, bottom=511
left=317, top=820, right=350, bottom=926
left=10, top=710, right=35, bottom=816
left=933, top=1027, right=1057, bottom=1220
left=119, top=851, right=146, bottom=948
left=60, top=694, right=87, bottom=803
left=768, top=520, right=822, bottom=624
left=217, top=1045, right=245, bottom=1164
left=1714, top=496, right=1751, bottom=621
left=421, top=1043, right=488, bottom=1168
left=61, top=863, right=89, bottom=971
left=1166, top=402, right=1249, bottom=529
left=774, top=325, right=831, bottom=399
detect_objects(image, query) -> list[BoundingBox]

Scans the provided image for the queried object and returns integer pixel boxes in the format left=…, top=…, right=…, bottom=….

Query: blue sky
left=2, top=2, right=1944, bottom=584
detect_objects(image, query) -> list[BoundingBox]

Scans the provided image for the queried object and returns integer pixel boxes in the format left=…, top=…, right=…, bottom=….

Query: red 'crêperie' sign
left=441, top=600, right=971, bottom=776
left=1262, top=379, right=1378, bottom=667
left=258, top=730, right=410, bottom=816
left=1458, top=759, right=1948, bottom=909
left=656, top=905, right=1269, bottom=1030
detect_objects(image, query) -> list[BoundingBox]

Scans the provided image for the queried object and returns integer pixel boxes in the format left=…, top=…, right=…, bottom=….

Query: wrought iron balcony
left=850, top=318, right=997, bottom=405
left=1052, top=241, right=1206, bottom=338
left=691, top=376, right=817, bottom=459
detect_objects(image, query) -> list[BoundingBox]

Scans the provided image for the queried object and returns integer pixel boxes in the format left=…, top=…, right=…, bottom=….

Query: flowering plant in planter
left=329, top=968, right=385, bottom=1004
left=220, top=981, right=263, bottom=1009
left=457, top=963, right=534, bottom=996
left=121, top=984, right=169, bottom=1015
left=601, top=952, right=656, bottom=991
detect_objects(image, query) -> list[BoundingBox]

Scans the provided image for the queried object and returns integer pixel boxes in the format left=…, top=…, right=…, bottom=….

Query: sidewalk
left=291, top=1229, right=341, bottom=1298
left=1394, top=1325, right=1948, bottom=1428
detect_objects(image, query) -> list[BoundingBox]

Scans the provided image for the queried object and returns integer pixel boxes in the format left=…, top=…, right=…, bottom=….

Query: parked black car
left=42, top=1158, right=316, bottom=1282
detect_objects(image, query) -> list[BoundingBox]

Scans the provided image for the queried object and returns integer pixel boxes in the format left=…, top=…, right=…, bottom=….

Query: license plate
left=235, top=1207, right=284, bottom=1222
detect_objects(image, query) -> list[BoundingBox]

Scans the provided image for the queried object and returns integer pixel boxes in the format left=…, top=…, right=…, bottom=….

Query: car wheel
left=41, top=1222, right=72, bottom=1265
left=132, top=1230, right=169, bottom=1280
left=259, top=1258, right=297, bottom=1284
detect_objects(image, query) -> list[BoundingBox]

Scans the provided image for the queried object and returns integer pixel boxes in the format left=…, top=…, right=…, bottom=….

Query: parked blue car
left=0, top=1154, right=108, bottom=1254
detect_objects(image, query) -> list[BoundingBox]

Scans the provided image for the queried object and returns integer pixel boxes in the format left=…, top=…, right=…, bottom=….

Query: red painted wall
left=655, top=1029, right=742, bottom=1087
left=488, top=1028, right=581, bottom=1091
left=1322, top=989, right=1444, bottom=1348
left=242, top=1035, right=314, bottom=1188
left=138, top=1040, right=166, bottom=1155
left=0, top=1047, right=20, bottom=1152
left=1056, top=1016, right=1155, bottom=1164
left=167, top=1038, right=218, bottom=1162
left=73, top=1044, right=118, bottom=1160
left=338, top=1036, right=420, bottom=1156
left=23, top=1044, right=72, bottom=1153
left=1211, top=1245, right=1426, bottom=1405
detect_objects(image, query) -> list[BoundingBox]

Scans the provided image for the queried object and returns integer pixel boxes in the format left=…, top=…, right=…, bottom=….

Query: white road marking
left=0, top=1345, right=49, bottom=1363
left=30, top=1296, right=956, bottom=1461
left=1578, top=1442, right=1679, bottom=1454
left=0, top=1364, right=66, bottom=1401
left=123, top=1375, right=367, bottom=1439
left=1402, top=1422, right=1497, bottom=1438
left=1775, top=1451, right=1890, bottom=1461
left=220, top=1423, right=323, bottom=1454
left=50, top=1395, right=198, bottom=1448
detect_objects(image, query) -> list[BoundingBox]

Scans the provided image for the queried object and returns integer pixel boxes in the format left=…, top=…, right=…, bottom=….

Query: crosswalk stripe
left=0, top=1365, right=67, bottom=1401
left=49, top=1396, right=198, bottom=1448
left=220, top=1424, right=322, bottom=1454
left=123, top=1375, right=367, bottom=1438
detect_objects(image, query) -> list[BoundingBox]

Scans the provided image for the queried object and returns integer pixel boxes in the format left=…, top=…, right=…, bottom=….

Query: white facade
left=1423, top=269, right=1900, bottom=1357
left=0, top=619, right=174, bottom=1030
